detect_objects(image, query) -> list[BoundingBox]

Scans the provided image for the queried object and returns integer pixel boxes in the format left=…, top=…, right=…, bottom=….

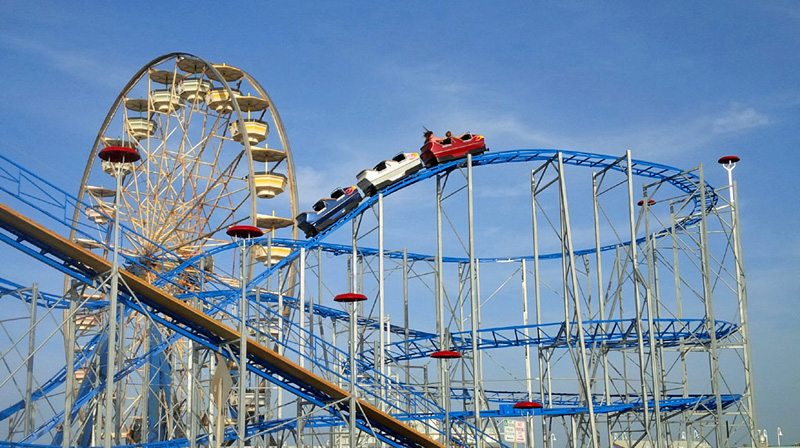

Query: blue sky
left=1, top=1, right=798, bottom=443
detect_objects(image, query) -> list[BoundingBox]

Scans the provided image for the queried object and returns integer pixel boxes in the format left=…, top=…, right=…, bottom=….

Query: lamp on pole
left=226, top=224, right=264, bottom=448
left=97, top=146, right=140, bottom=448
left=513, top=400, right=543, bottom=447
left=431, top=350, right=461, bottom=445
left=717, top=155, right=740, bottom=198
left=335, top=292, right=367, bottom=448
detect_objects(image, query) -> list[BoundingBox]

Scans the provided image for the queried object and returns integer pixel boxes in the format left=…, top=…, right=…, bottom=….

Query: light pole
left=513, top=400, right=543, bottom=447
left=717, top=155, right=740, bottom=199
left=97, top=145, right=140, bottom=448
left=226, top=224, right=265, bottom=448
left=720, top=155, right=760, bottom=448
left=334, top=292, right=367, bottom=448
left=431, top=350, right=461, bottom=445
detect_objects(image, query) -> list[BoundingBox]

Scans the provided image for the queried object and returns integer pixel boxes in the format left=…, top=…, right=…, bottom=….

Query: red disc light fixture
left=98, top=146, right=141, bottom=163
left=226, top=225, right=264, bottom=239
left=717, top=155, right=741, bottom=165
left=513, top=400, right=543, bottom=409
left=334, top=293, right=367, bottom=303
left=430, top=350, right=462, bottom=359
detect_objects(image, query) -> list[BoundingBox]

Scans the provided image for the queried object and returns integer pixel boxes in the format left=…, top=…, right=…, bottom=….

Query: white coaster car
left=356, top=152, right=423, bottom=196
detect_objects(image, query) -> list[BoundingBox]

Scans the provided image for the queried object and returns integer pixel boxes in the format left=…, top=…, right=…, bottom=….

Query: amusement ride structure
left=0, top=53, right=757, bottom=448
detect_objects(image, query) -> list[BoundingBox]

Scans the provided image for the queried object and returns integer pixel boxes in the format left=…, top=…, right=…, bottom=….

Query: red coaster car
left=419, top=131, right=486, bottom=167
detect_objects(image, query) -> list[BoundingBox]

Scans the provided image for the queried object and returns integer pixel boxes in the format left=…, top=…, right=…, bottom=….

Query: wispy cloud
left=615, top=103, right=771, bottom=156
left=374, top=60, right=774, bottom=158
left=376, top=60, right=477, bottom=98
left=431, top=103, right=772, bottom=159
left=0, top=35, right=129, bottom=90
left=709, top=104, right=770, bottom=134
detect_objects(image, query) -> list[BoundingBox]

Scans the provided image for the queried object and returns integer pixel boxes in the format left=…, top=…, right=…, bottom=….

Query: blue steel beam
left=361, top=318, right=739, bottom=365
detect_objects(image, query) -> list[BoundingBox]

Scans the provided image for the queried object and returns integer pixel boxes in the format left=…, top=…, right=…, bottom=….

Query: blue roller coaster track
left=0, top=148, right=737, bottom=448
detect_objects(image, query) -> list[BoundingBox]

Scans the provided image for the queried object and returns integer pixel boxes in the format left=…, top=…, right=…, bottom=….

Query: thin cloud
left=710, top=104, right=770, bottom=134
left=433, top=103, right=772, bottom=158
left=375, top=60, right=773, bottom=155
left=617, top=103, right=771, bottom=155
left=0, top=35, right=129, bottom=90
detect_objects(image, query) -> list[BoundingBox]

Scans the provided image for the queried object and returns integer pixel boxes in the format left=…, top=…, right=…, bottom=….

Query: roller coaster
left=0, top=53, right=757, bottom=448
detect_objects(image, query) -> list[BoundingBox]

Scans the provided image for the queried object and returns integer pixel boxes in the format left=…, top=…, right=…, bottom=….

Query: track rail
left=250, top=149, right=715, bottom=286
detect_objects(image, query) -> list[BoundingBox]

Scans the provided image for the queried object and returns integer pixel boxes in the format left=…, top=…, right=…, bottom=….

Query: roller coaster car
left=296, top=186, right=363, bottom=238
left=356, top=152, right=423, bottom=196
left=420, top=132, right=486, bottom=168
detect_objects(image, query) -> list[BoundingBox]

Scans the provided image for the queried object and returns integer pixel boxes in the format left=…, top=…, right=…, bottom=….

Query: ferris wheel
left=74, top=52, right=298, bottom=267
left=64, top=52, right=299, bottom=445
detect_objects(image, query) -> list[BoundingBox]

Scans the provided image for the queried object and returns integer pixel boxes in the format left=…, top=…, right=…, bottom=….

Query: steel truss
left=0, top=135, right=756, bottom=448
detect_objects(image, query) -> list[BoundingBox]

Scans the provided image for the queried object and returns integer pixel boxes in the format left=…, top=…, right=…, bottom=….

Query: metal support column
left=466, top=154, right=482, bottom=448
left=642, top=193, right=664, bottom=447
left=531, top=169, right=550, bottom=448
left=24, top=283, right=37, bottom=436
left=556, top=152, right=598, bottom=447
left=591, top=173, right=613, bottom=445
left=697, top=165, right=726, bottom=447
left=378, top=193, right=386, bottom=408
left=720, top=158, right=759, bottom=447
left=625, top=150, right=651, bottom=440
left=521, top=261, right=535, bottom=447
left=435, top=174, right=446, bottom=418
left=104, top=160, right=124, bottom=448
left=62, top=283, right=77, bottom=448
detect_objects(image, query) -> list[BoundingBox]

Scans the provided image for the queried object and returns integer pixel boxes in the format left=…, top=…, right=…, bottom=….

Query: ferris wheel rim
left=69, top=52, right=299, bottom=256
